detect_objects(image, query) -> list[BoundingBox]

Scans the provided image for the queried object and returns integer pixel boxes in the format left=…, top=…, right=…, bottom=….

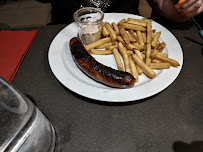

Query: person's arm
left=152, top=0, right=203, bottom=22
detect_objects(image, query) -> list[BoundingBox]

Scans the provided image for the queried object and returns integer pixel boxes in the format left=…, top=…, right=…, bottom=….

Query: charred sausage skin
left=69, top=37, right=136, bottom=88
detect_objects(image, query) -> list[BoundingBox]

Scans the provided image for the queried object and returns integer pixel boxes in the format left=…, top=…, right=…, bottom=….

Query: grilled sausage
left=69, top=37, right=136, bottom=88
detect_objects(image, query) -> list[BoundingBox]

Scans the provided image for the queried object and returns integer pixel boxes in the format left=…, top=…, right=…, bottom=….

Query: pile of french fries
left=85, top=17, right=180, bottom=82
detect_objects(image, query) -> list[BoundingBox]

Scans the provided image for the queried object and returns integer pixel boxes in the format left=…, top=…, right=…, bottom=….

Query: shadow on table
left=173, top=141, right=203, bottom=152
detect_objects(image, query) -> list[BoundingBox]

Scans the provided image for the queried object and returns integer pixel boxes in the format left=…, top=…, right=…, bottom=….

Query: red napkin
left=0, top=30, right=38, bottom=82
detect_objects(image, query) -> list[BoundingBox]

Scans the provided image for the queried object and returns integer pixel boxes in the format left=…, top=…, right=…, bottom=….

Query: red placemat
left=0, top=30, right=38, bottom=82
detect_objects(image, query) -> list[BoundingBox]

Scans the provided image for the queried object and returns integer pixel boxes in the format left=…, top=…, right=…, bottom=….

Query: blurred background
left=0, top=0, right=152, bottom=29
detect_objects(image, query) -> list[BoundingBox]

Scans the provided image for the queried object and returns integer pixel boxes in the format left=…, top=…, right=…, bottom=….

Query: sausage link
left=69, top=37, right=136, bottom=88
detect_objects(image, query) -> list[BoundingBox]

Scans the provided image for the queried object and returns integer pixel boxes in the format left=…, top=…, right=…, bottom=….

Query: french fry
left=106, top=44, right=118, bottom=51
left=146, top=22, right=152, bottom=43
left=160, top=42, right=166, bottom=50
left=151, top=31, right=155, bottom=40
left=158, top=52, right=168, bottom=57
left=132, top=54, right=156, bottom=79
left=134, top=49, right=143, bottom=61
left=104, top=22, right=117, bottom=41
left=151, top=31, right=161, bottom=48
left=119, top=22, right=146, bottom=31
left=151, top=31, right=160, bottom=44
left=128, top=30, right=137, bottom=41
left=128, top=18, right=153, bottom=23
left=112, top=48, right=124, bottom=71
left=136, top=31, right=145, bottom=47
left=142, top=53, right=146, bottom=60
left=85, top=37, right=111, bottom=51
left=128, top=33, right=137, bottom=42
left=146, top=22, right=152, bottom=65
left=129, top=55, right=139, bottom=81
left=155, top=42, right=166, bottom=52
left=132, top=42, right=145, bottom=51
left=152, top=59, right=162, bottom=63
left=126, top=20, right=147, bottom=27
left=96, top=41, right=116, bottom=49
left=142, top=32, right=147, bottom=44
left=90, top=49, right=112, bottom=55
left=127, top=50, right=134, bottom=55
left=102, top=23, right=110, bottom=37
left=118, top=19, right=126, bottom=25
left=117, top=36, right=125, bottom=44
left=119, top=25, right=136, bottom=43
left=119, top=25, right=130, bottom=43
left=151, top=49, right=159, bottom=58
left=113, top=28, right=119, bottom=36
left=112, top=22, right=120, bottom=34
left=149, top=63, right=171, bottom=69
left=118, top=42, right=131, bottom=73
left=155, top=54, right=180, bottom=67
left=125, top=43, right=137, bottom=51
left=146, top=43, right=151, bottom=65
left=136, top=64, right=143, bottom=75
left=140, top=19, right=153, bottom=23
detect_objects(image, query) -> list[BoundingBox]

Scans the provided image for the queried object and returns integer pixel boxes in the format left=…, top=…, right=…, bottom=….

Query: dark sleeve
left=108, top=0, right=139, bottom=15
left=50, top=0, right=86, bottom=24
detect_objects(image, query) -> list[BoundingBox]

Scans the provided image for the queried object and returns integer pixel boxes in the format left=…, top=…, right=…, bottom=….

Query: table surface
left=12, top=20, right=203, bottom=152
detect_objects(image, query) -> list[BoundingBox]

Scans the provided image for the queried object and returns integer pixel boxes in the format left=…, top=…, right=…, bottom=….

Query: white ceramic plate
left=48, top=13, right=183, bottom=102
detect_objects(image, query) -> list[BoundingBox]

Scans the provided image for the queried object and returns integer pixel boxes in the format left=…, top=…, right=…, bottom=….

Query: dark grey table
left=12, top=22, right=203, bottom=152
